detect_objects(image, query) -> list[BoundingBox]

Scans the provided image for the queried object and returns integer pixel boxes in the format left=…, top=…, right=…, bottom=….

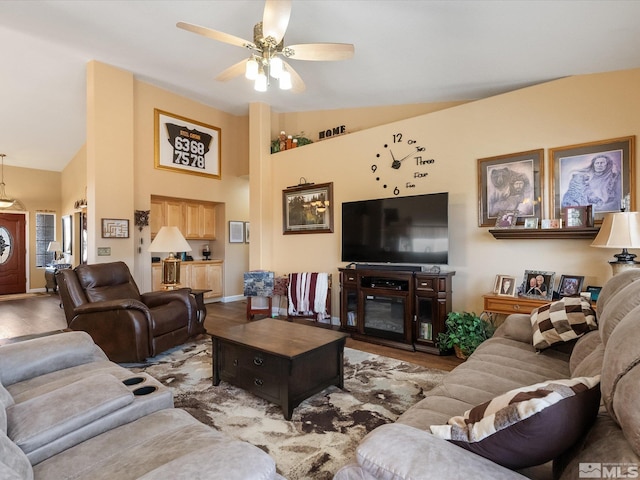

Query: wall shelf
left=488, top=227, right=600, bottom=240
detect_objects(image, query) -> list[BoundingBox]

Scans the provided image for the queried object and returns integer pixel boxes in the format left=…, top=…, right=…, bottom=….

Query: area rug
left=129, top=338, right=446, bottom=480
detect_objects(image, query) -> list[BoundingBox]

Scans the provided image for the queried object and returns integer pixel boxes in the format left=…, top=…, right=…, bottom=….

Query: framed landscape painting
left=282, top=182, right=333, bottom=235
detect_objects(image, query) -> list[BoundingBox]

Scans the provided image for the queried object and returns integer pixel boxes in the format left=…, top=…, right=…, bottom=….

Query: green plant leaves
left=436, top=311, right=495, bottom=356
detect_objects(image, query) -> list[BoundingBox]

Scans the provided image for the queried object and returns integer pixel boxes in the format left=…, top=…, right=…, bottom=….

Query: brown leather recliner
left=56, top=261, right=201, bottom=362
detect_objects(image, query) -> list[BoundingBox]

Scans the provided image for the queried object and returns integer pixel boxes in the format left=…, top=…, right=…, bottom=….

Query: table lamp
left=47, top=241, right=62, bottom=264
left=148, top=226, right=192, bottom=289
left=591, top=211, right=640, bottom=275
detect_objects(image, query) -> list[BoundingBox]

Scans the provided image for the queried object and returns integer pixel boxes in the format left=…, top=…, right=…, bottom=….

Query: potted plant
left=436, top=311, right=495, bottom=359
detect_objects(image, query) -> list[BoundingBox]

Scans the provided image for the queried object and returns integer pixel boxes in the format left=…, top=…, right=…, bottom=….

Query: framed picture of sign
left=154, top=109, right=221, bottom=179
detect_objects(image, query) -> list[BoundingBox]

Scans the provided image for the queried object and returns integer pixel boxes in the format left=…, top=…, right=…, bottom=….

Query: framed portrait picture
left=524, top=217, right=539, bottom=229
left=154, top=109, right=221, bottom=179
left=496, top=275, right=517, bottom=296
left=522, top=270, right=555, bottom=300
left=62, top=215, right=72, bottom=254
left=562, top=205, right=593, bottom=228
left=541, top=219, right=562, bottom=229
left=101, top=219, right=129, bottom=238
left=494, top=210, right=519, bottom=228
left=558, top=275, right=584, bottom=297
left=229, top=221, right=244, bottom=243
left=550, top=136, right=635, bottom=223
left=282, top=182, right=333, bottom=234
left=477, top=149, right=544, bottom=227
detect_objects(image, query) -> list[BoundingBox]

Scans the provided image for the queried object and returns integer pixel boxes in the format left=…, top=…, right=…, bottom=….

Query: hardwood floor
left=0, top=294, right=463, bottom=371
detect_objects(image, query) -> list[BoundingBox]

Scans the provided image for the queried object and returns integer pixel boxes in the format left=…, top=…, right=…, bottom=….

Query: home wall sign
left=154, top=109, right=221, bottom=179
left=318, top=125, right=346, bottom=140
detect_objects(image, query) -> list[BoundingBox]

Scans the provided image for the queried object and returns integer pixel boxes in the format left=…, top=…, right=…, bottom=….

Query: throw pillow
left=530, top=297, right=597, bottom=350
left=429, top=376, right=601, bottom=469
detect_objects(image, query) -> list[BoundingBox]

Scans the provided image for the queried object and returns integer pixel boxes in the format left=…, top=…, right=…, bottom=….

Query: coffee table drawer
left=234, top=367, right=281, bottom=401
left=220, top=343, right=284, bottom=372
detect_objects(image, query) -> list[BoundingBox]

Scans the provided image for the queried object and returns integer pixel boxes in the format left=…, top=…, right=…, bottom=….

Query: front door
left=0, top=213, right=26, bottom=294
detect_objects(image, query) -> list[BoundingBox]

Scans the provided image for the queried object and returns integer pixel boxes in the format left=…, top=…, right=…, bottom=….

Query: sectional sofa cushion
left=530, top=297, right=597, bottom=350
left=0, top=431, right=33, bottom=480
left=429, top=376, right=601, bottom=469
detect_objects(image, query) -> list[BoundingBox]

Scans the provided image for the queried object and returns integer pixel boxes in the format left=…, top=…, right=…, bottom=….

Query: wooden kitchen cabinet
left=150, top=195, right=217, bottom=240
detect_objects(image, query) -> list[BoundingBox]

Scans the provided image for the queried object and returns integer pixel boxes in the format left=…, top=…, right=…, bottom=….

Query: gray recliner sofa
left=335, top=269, right=640, bottom=480
left=0, top=331, right=284, bottom=480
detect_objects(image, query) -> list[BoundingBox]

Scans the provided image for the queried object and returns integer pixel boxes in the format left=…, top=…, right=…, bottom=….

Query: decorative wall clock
left=371, top=132, right=433, bottom=195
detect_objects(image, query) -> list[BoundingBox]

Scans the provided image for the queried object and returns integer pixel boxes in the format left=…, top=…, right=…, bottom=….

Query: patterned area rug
left=129, top=338, right=446, bottom=479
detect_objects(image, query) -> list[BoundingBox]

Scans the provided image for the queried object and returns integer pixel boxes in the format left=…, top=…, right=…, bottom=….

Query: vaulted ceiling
left=2, top=0, right=640, bottom=172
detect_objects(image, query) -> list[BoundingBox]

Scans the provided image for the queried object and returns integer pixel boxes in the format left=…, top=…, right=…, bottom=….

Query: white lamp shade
left=245, top=57, right=259, bottom=80
left=254, top=71, right=268, bottom=92
left=591, top=212, right=640, bottom=248
left=269, top=56, right=283, bottom=79
left=148, top=226, right=192, bottom=253
left=47, top=241, right=62, bottom=252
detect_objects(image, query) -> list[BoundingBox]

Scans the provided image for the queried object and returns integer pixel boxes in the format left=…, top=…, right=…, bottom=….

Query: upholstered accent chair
left=57, top=261, right=200, bottom=362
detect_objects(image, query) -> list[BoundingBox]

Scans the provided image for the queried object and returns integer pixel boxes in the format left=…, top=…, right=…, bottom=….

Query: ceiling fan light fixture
left=245, top=56, right=259, bottom=80
left=279, top=69, right=292, bottom=90
left=269, top=56, right=283, bottom=79
left=255, top=68, right=268, bottom=92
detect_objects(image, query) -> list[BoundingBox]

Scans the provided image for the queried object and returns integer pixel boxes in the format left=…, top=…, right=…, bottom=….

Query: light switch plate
left=97, top=247, right=111, bottom=256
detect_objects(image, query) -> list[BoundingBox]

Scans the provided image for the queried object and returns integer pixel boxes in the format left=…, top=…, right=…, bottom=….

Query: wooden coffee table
left=208, top=318, right=348, bottom=420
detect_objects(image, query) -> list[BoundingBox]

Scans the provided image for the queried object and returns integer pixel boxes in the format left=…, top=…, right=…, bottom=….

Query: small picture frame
left=523, top=217, right=539, bottom=229
left=497, top=275, right=517, bottom=296
left=586, top=285, right=602, bottom=302
left=522, top=270, right=555, bottom=300
left=562, top=206, right=593, bottom=228
left=229, top=221, right=245, bottom=243
left=493, top=274, right=509, bottom=294
left=541, top=218, right=562, bottom=229
left=101, top=219, right=129, bottom=238
left=494, top=210, right=519, bottom=229
left=558, top=275, right=585, bottom=297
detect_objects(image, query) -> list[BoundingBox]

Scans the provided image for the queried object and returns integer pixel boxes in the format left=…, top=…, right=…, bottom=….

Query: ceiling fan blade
left=283, top=61, right=306, bottom=93
left=215, top=59, right=247, bottom=82
left=262, top=0, right=291, bottom=44
left=177, top=21, right=255, bottom=49
left=286, top=43, right=355, bottom=61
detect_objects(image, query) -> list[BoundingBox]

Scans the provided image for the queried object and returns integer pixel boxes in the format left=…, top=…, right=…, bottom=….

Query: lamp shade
left=148, top=226, right=191, bottom=253
left=47, top=241, right=62, bottom=252
left=591, top=212, right=640, bottom=248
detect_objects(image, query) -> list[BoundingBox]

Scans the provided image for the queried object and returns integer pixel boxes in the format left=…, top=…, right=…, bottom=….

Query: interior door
left=0, top=212, right=26, bottom=294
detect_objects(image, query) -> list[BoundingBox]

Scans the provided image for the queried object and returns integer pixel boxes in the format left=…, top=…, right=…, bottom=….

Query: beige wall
left=259, top=68, right=640, bottom=316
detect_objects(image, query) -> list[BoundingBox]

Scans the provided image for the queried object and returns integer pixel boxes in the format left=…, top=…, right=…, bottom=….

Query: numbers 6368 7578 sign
left=154, top=109, right=222, bottom=179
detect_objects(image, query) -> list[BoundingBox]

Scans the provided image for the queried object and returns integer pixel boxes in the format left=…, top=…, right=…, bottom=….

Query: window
left=35, top=213, right=55, bottom=267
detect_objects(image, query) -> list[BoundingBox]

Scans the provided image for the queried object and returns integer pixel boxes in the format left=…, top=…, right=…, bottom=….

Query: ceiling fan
left=177, top=0, right=354, bottom=93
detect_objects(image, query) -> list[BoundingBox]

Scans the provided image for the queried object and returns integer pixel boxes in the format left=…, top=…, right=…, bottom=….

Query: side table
left=45, top=264, right=72, bottom=293
left=189, top=288, right=211, bottom=333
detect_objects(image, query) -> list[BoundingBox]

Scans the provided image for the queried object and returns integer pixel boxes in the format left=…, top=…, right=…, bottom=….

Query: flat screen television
left=341, top=192, right=449, bottom=265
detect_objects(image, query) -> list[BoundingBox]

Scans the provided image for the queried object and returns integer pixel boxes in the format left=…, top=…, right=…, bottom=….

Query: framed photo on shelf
left=586, top=285, right=602, bottom=302
left=523, top=217, right=539, bottom=229
left=562, top=205, right=593, bottom=228
left=496, top=275, right=517, bottom=296
left=522, top=270, right=555, bottom=300
left=229, top=221, right=244, bottom=243
left=550, top=136, right=635, bottom=223
left=541, top=219, right=562, bottom=229
left=477, top=149, right=544, bottom=227
left=154, top=109, right=221, bottom=179
left=494, top=210, right=519, bottom=228
left=282, top=182, right=333, bottom=234
left=101, top=219, right=129, bottom=238
left=558, top=275, right=584, bottom=297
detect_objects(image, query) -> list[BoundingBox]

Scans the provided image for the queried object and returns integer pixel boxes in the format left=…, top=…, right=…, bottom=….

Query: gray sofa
left=0, top=331, right=284, bottom=480
left=335, top=269, right=640, bottom=480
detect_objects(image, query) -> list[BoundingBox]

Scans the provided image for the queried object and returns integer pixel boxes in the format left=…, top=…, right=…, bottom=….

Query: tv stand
left=339, top=267, right=455, bottom=355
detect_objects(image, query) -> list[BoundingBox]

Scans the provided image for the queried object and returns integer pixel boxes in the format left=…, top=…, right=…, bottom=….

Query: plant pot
left=453, top=345, right=468, bottom=360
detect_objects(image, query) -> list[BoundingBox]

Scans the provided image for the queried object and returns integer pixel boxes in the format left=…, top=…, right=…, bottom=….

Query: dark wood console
left=338, top=267, right=455, bottom=355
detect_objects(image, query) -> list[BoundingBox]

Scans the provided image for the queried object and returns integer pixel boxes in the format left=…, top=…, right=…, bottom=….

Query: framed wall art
left=282, top=182, right=333, bottom=234
left=562, top=205, right=593, bottom=228
left=62, top=215, right=72, bottom=254
left=522, top=270, right=555, bottom=300
left=101, top=219, right=129, bottom=238
left=229, top=221, right=244, bottom=243
left=477, top=149, right=543, bottom=227
left=550, top=136, right=635, bottom=223
left=557, top=275, right=584, bottom=297
left=154, top=109, right=221, bottom=179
